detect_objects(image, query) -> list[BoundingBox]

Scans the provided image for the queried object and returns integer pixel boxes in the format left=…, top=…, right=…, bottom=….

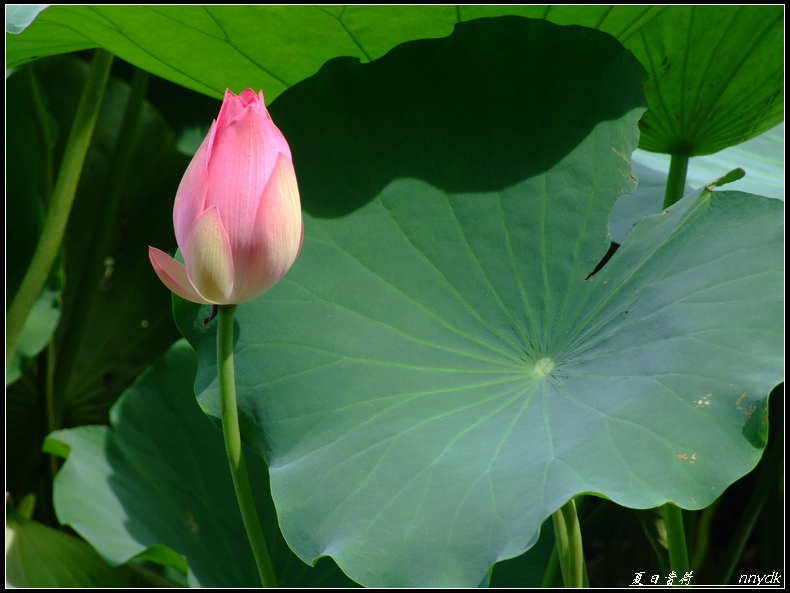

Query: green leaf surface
left=5, top=507, right=139, bottom=588
left=608, top=160, right=692, bottom=245
left=488, top=518, right=555, bottom=587
left=631, top=5, right=783, bottom=155
left=611, top=123, right=784, bottom=243
left=173, top=17, right=783, bottom=588
left=45, top=340, right=358, bottom=588
left=5, top=5, right=663, bottom=103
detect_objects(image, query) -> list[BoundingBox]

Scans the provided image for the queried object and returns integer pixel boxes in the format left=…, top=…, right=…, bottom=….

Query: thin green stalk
left=542, top=546, right=564, bottom=588
left=552, top=498, right=585, bottom=587
left=662, top=153, right=690, bottom=209
left=689, top=498, right=720, bottom=574
left=6, top=49, right=114, bottom=370
left=662, top=503, right=690, bottom=578
left=217, top=305, right=277, bottom=588
left=635, top=508, right=670, bottom=577
left=46, top=340, right=60, bottom=482
left=24, top=62, right=54, bottom=201
left=17, top=493, right=37, bottom=520
left=28, top=55, right=63, bottom=479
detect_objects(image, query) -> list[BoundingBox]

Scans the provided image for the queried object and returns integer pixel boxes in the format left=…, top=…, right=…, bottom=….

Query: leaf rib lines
left=641, top=32, right=680, bottom=146
left=560, top=195, right=711, bottom=352
left=348, top=383, right=528, bottom=534
left=486, top=169, right=538, bottom=354
left=699, top=75, right=783, bottom=146
left=223, top=44, right=291, bottom=88
left=644, top=377, right=742, bottom=444
left=445, top=56, right=535, bottom=355
left=593, top=6, right=615, bottom=30
left=286, top=259, right=524, bottom=368
left=277, top=324, right=522, bottom=374
left=539, top=166, right=551, bottom=351
left=685, top=7, right=736, bottom=140
left=566, top=260, right=774, bottom=360
left=558, top=385, right=678, bottom=458
left=203, top=7, right=291, bottom=87
left=367, top=203, right=528, bottom=362
left=566, top=333, right=726, bottom=368
left=442, top=193, right=531, bottom=352
left=616, top=6, right=664, bottom=44
left=82, top=9, right=224, bottom=96
left=272, top=377, right=529, bottom=472
left=151, top=6, right=227, bottom=38
left=481, top=385, right=534, bottom=475
left=690, top=8, right=782, bottom=143
left=74, top=7, right=123, bottom=34
left=678, top=6, right=695, bottom=131
left=555, top=148, right=601, bottom=340
left=333, top=12, right=373, bottom=62
left=295, top=382, right=528, bottom=537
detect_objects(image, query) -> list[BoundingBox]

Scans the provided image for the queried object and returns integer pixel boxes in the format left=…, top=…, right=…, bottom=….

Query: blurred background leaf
left=5, top=55, right=184, bottom=522
left=5, top=504, right=172, bottom=588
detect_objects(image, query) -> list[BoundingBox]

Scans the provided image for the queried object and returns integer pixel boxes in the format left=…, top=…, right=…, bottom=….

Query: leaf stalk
left=663, top=153, right=690, bottom=209
left=217, top=304, right=277, bottom=587
left=552, top=498, right=586, bottom=587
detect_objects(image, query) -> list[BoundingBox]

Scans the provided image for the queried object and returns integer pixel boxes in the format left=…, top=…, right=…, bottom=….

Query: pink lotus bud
left=149, top=89, right=303, bottom=305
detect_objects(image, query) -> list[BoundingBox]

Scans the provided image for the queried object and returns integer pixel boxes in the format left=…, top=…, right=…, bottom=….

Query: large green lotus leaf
left=631, top=5, right=783, bottom=156
left=44, top=340, right=357, bottom=588
left=5, top=5, right=663, bottom=103
left=172, top=18, right=783, bottom=588
left=9, top=7, right=780, bottom=157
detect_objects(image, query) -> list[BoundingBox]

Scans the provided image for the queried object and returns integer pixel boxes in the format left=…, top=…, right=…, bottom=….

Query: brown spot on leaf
left=187, top=510, right=200, bottom=536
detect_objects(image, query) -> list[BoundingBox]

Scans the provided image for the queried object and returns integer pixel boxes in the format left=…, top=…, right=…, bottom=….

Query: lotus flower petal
left=150, top=88, right=302, bottom=306
left=148, top=247, right=211, bottom=305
